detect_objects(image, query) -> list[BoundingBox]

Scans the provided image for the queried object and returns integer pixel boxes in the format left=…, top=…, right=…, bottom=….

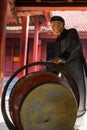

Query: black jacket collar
left=57, top=28, right=68, bottom=41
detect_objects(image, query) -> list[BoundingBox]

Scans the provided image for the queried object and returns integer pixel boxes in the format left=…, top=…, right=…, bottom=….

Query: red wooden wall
left=4, top=38, right=20, bottom=76
left=4, top=38, right=87, bottom=77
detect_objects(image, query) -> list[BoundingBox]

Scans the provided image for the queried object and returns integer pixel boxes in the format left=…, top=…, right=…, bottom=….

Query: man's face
left=50, top=21, right=64, bottom=36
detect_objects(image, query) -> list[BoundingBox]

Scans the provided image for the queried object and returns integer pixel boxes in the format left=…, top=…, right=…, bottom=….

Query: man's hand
left=48, top=57, right=63, bottom=64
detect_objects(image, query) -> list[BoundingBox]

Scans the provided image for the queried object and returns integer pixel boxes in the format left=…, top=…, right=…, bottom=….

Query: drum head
left=20, top=82, right=77, bottom=130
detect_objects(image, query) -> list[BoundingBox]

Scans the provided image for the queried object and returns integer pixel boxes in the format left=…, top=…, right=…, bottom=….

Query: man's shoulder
left=67, top=28, right=78, bottom=35
left=68, top=28, right=77, bottom=32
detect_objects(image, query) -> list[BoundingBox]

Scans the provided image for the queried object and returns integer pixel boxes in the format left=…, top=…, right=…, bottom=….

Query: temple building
left=0, top=1, right=87, bottom=130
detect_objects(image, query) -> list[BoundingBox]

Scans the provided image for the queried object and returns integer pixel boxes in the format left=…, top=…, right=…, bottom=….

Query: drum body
left=1, top=62, right=80, bottom=130
left=9, top=71, right=78, bottom=130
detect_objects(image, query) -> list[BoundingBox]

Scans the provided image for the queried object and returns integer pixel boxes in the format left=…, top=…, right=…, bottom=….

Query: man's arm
left=59, top=29, right=81, bottom=63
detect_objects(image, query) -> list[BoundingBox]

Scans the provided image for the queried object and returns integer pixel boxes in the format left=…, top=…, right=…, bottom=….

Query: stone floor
left=0, top=98, right=8, bottom=130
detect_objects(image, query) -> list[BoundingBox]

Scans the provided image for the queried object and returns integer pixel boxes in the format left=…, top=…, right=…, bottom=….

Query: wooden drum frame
left=1, top=62, right=80, bottom=130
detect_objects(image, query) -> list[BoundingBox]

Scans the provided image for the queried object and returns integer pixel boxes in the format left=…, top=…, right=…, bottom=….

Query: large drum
left=1, top=62, right=79, bottom=130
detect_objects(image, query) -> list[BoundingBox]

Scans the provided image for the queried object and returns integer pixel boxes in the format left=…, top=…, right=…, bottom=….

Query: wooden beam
left=15, top=2, right=87, bottom=7
left=67, top=0, right=73, bottom=2
left=16, top=6, right=87, bottom=14
left=44, top=11, right=50, bottom=22
left=6, top=31, right=87, bottom=39
left=36, top=0, right=41, bottom=2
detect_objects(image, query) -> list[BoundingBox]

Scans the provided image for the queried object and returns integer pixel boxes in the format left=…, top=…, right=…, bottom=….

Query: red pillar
left=0, top=0, right=8, bottom=97
left=19, top=16, right=29, bottom=77
left=33, top=16, right=39, bottom=71
left=41, top=40, right=47, bottom=62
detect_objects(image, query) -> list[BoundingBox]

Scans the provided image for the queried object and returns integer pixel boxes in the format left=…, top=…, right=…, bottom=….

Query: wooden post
left=19, top=16, right=29, bottom=77
left=33, top=16, right=39, bottom=71
left=0, top=0, right=8, bottom=97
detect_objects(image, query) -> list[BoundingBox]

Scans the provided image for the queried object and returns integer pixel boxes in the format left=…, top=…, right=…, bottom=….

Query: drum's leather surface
left=20, top=83, right=77, bottom=130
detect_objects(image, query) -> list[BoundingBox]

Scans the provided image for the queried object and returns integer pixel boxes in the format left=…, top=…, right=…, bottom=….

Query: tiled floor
left=0, top=78, right=87, bottom=130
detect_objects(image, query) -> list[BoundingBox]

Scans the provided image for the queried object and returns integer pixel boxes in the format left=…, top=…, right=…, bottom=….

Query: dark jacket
left=54, top=28, right=87, bottom=116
